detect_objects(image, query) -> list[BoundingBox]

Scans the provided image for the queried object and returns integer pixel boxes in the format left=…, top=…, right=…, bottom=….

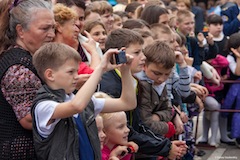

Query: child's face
left=96, top=116, right=106, bottom=149
left=177, top=17, right=195, bottom=36
left=50, top=59, right=79, bottom=94
left=104, top=112, right=130, bottom=146
left=208, top=23, right=223, bottom=37
left=177, top=2, right=188, bottom=11
left=113, top=19, right=123, bottom=30
left=89, top=24, right=107, bottom=50
left=125, top=43, right=146, bottom=74
left=101, top=12, right=114, bottom=32
left=144, top=63, right=172, bottom=85
left=158, top=14, right=169, bottom=26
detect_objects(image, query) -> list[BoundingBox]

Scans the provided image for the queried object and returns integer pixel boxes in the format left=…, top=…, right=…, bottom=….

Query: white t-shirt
left=34, top=93, right=105, bottom=138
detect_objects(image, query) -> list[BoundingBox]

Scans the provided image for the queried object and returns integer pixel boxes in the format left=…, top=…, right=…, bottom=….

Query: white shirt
left=35, top=94, right=105, bottom=138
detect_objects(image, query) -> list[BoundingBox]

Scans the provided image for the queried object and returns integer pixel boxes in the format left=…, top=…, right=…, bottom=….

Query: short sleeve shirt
left=35, top=94, right=105, bottom=138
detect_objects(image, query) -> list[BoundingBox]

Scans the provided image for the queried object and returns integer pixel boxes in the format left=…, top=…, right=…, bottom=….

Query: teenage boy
left=31, top=42, right=137, bottom=160
left=99, top=28, right=187, bottom=160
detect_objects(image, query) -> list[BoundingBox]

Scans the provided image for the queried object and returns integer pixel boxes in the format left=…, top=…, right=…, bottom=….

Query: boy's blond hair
left=54, top=3, right=78, bottom=25
left=144, top=41, right=175, bottom=69
left=176, top=10, right=194, bottom=23
left=33, top=42, right=81, bottom=81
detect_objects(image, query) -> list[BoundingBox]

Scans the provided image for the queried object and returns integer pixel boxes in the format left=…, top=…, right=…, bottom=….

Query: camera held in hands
left=115, top=50, right=127, bottom=64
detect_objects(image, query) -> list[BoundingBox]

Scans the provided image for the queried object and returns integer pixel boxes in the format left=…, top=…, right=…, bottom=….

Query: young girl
left=101, top=111, right=138, bottom=160
left=83, top=20, right=108, bottom=51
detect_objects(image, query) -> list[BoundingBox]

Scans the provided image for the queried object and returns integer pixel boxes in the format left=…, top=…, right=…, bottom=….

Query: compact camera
left=115, top=50, right=127, bottom=64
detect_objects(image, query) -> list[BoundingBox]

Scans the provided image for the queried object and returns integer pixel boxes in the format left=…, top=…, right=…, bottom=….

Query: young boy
left=99, top=28, right=187, bottom=160
left=136, top=41, right=177, bottom=137
left=176, top=10, right=218, bottom=71
left=31, top=42, right=137, bottom=160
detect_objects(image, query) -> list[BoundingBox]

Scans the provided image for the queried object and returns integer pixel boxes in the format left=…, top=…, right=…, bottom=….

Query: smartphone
left=115, top=50, right=127, bottom=64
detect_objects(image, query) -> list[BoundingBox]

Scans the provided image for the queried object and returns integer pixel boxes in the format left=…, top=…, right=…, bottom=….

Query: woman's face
left=89, top=24, right=107, bottom=50
left=58, top=19, right=80, bottom=48
left=19, top=9, right=55, bottom=54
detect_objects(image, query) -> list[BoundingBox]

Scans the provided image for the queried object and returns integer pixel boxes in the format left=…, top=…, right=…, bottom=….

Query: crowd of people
left=0, top=0, right=240, bottom=159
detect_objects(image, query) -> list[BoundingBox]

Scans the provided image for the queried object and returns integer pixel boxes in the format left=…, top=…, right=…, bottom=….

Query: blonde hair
left=176, top=10, right=194, bottom=23
left=100, top=111, right=126, bottom=129
left=54, top=3, right=78, bottom=25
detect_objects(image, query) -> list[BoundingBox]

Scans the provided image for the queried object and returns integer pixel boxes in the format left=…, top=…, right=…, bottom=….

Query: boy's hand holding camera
left=98, top=49, right=133, bottom=73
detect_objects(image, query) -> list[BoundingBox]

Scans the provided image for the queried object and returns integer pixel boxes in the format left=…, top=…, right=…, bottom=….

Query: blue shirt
left=74, top=115, right=94, bottom=160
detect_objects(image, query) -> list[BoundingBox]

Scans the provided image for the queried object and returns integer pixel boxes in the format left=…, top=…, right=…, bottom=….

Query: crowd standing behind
left=1, top=0, right=240, bottom=159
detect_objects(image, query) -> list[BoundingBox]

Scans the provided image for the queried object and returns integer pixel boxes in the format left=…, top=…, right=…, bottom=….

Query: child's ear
left=44, top=69, right=55, bottom=81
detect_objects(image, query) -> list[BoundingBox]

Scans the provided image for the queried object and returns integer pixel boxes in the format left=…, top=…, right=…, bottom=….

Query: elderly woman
left=0, top=0, right=55, bottom=159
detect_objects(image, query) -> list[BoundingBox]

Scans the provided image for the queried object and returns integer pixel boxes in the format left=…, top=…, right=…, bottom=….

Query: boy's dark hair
left=227, top=32, right=240, bottom=51
left=123, top=19, right=150, bottom=30
left=105, top=28, right=144, bottom=50
left=33, top=42, right=81, bottom=81
left=144, top=41, right=175, bottom=69
left=206, top=14, right=223, bottom=25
